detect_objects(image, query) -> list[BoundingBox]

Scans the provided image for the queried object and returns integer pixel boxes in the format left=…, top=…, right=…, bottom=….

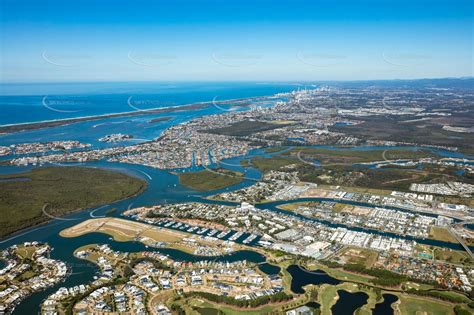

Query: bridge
left=448, top=226, right=473, bottom=259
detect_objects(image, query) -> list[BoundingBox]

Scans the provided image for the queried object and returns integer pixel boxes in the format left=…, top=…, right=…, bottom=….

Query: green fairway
left=398, top=295, right=454, bottom=315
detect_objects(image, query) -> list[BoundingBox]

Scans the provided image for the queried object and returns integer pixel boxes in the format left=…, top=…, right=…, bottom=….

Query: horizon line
left=1, top=76, right=473, bottom=86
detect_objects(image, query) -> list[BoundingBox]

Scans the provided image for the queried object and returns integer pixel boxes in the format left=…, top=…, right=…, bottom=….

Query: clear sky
left=0, top=0, right=472, bottom=83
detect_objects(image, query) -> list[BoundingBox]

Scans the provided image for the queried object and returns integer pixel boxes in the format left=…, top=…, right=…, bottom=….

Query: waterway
left=1, top=84, right=473, bottom=313
left=258, top=263, right=281, bottom=275
left=12, top=232, right=266, bottom=315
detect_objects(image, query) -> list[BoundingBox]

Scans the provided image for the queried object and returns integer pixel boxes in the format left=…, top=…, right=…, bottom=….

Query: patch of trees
left=170, top=303, right=186, bottom=315
left=454, top=305, right=471, bottom=315
left=405, top=289, right=469, bottom=304
left=182, top=291, right=292, bottom=308
left=342, top=263, right=407, bottom=286
left=319, top=261, right=406, bottom=287
left=125, top=257, right=174, bottom=277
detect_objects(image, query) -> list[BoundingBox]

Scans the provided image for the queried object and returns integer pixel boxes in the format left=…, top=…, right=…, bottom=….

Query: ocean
left=0, top=81, right=299, bottom=125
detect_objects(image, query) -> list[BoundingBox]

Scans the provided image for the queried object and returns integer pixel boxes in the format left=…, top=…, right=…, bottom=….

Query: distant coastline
left=0, top=96, right=263, bottom=134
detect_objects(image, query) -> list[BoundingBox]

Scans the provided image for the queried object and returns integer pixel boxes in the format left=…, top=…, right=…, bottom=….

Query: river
left=1, top=85, right=473, bottom=313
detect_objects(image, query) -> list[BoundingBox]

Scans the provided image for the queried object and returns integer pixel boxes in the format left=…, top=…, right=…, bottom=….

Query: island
left=0, top=166, right=147, bottom=238
left=178, top=168, right=244, bottom=191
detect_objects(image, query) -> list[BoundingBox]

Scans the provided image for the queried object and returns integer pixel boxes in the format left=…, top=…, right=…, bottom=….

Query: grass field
left=429, top=226, right=458, bottom=243
left=433, top=248, right=471, bottom=265
left=184, top=290, right=310, bottom=315
left=318, top=184, right=393, bottom=196
left=337, top=247, right=379, bottom=268
left=179, top=168, right=243, bottom=191
left=398, top=295, right=455, bottom=315
left=277, top=202, right=309, bottom=211
left=15, top=246, right=38, bottom=260
left=0, top=166, right=147, bottom=238
left=318, top=285, right=338, bottom=315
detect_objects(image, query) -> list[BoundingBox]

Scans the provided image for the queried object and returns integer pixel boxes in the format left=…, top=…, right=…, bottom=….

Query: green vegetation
left=195, top=307, right=222, bottom=315
left=330, top=114, right=474, bottom=153
left=0, top=167, right=147, bottom=238
left=15, top=246, right=38, bottom=260
left=454, top=306, right=472, bottom=315
left=182, top=290, right=293, bottom=308
left=255, top=146, right=473, bottom=193
left=284, top=147, right=437, bottom=165
left=319, top=261, right=407, bottom=287
left=127, top=257, right=174, bottom=273
left=240, top=159, right=251, bottom=167
left=344, top=264, right=407, bottom=287
left=179, top=168, right=243, bottom=191
left=318, top=285, right=338, bottom=315
left=264, top=146, right=288, bottom=153
left=433, top=248, right=472, bottom=265
left=405, top=289, right=471, bottom=304
left=251, top=156, right=302, bottom=172
left=16, top=269, right=37, bottom=281
left=203, top=119, right=291, bottom=137
left=398, top=295, right=455, bottom=315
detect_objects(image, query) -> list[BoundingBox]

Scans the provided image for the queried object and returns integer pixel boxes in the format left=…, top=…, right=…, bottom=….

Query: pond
left=286, top=265, right=341, bottom=294
left=331, top=290, right=368, bottom=314
left=305, top=301, right=321, bottom=309
left=373, top=293, right=398, bottom=315
left=258, top=263, right=281, bottom=275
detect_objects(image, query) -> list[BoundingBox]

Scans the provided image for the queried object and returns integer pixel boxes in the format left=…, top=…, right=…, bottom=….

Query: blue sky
left=0, top=0, right=472, bottom=82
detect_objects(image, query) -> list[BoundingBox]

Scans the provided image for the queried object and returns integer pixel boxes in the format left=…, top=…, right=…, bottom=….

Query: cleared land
left=61, top=217, right=184, bottom=243
left=0, top=167, right=147, bottom=238
left=429, top=226, right=458, bottom=244
left=337, top=247, right=379, bottom=268
left=179, top=168, right=244, bottom=191
left=61, top=217, right=237, bottom=254
left=433, top=247, right=472, bottom=265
